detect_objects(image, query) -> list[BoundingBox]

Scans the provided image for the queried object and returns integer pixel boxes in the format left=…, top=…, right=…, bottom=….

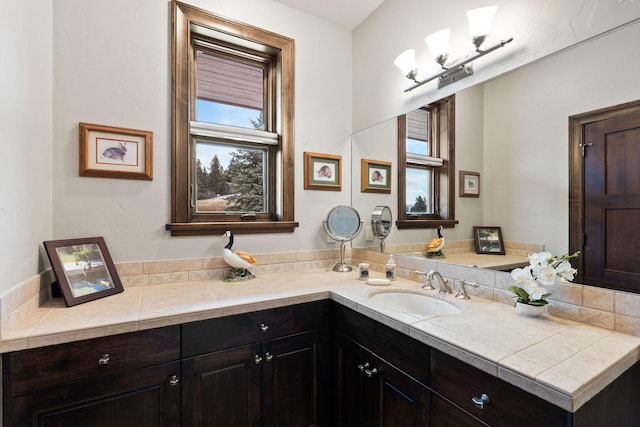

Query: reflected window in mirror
left=168, top=2, right=296, bottom=236
left=397, top=96, right=458, bottom=229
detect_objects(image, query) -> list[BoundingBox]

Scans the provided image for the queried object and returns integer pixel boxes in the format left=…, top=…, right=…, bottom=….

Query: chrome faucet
left=414, top=271, right=435, bottom=290
left=427, top=271, right=453, bottom=294
left=456, top=280, right=479, bottom=299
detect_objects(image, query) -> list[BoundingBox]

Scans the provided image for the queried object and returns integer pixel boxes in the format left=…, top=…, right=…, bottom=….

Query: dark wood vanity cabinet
left=2, top=326, right=181, bottom=426
left=3, top=299, right=640, bottom=426
left=181, top=300, right=330, bottom=427
left=332, top=303, right=431, bottom=427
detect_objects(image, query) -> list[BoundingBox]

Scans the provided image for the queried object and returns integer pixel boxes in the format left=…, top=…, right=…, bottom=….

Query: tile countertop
left=2, top=269, right=639, bottom=413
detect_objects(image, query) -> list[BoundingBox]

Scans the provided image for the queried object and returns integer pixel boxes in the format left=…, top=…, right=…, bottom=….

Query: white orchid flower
left=525, top=282, right=547, bottom=301
left=555, top=260, right=577, bottom=281
left=535, top=264, right=557, bottom=286
left=511, top=267, right=534, bottom=284
left=528, top=251, right=553, bottom=267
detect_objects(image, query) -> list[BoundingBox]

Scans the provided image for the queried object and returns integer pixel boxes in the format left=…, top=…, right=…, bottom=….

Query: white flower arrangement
left=508, top=251, right=580, bottom=306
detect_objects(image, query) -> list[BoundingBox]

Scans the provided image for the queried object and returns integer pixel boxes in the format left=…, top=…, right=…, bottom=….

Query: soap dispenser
left=385, top=254, right=396, bottom=281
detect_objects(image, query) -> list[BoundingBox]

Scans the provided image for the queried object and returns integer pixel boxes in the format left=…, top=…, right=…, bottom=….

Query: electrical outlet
left=365, top=225, right=373, bottom=241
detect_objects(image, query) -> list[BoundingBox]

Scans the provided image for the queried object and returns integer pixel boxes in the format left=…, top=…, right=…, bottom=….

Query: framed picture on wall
left=303, top=152, right=342, bottom=191
left=79, top=122, right=153, bottom=180
left=473, top=226, right=505, bottom=255
left=43, top=237, right=124, bottom=306
left=459, top=170, right=480, bottom=197
left=361, top=158, right=392, bottom=193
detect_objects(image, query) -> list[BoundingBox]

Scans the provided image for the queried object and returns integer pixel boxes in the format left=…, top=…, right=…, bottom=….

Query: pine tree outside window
left=168, top=2, right=297, bottom=235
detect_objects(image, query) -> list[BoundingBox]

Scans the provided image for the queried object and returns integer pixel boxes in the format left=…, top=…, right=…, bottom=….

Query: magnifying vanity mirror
left=371, top=206, right=392, bottom=253
left=323, top=205, right=363, bottom=272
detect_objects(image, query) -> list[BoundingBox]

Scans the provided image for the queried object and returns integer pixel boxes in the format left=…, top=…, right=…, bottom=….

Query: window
left=397, top=96, right=457, bottom=229
left=168, top=2, right=297, bottom=235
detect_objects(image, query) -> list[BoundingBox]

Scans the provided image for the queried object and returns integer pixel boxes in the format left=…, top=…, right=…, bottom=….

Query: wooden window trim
left=167, top=1, right=297, bottom=236
left=397, top=96, right=458, bottom=230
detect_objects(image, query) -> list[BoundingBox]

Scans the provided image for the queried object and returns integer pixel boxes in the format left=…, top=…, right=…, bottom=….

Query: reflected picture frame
left=43, top=237, right=124, bottom=307
left=361, top=158, right=392, bottom=193
left=79, top=122, right=153, bottom=180
left=473, top=226, right=506, bottom=255
left=304, top=151, right=342, bottom=191
left=459, top=170, right=480, bottom=197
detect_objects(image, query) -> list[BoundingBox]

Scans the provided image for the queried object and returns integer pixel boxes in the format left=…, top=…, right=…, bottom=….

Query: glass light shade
left=424, top=29, right=451, bottom=59
left=466, top=6, right=498, bottom=37
left=393, top=49, right=417, bottom=76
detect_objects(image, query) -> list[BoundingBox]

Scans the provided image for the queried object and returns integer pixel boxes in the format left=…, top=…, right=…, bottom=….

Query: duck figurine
left=222, top=230, right=258, bottom=281
left=426, top=226, right=445, bottom=258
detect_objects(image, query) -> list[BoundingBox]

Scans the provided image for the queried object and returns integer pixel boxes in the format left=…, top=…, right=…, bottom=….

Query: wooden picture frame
left=473, top=226, right=505, bottom=255
left=459, top=170, right=480, bottom=197
left=303, top=152, right=342, bottom=191
left=361, top=158, right=392, bottom=193
left=79, top=122, right=153, bottom=180
left=43, top=237, right=124, bottom=307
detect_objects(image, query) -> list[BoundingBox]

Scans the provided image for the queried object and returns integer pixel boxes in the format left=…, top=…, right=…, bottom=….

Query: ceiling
left=273, top=0, right=384, bottom=29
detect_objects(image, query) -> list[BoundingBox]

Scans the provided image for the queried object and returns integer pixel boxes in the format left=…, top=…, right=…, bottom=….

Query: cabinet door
left=335, top=333, right=430, bottom=427
left=6, top=361, right=181, bottom=427
left=182, top=343, right=262, bottom=427
left=371, top=354, right=431, bottom=427
left=261, top=330, right=329, bottom=427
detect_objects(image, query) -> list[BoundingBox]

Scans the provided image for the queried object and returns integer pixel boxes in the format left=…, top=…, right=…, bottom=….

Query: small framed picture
left=473, top=226, right=505, bottom=255
left=43, top=237, right=124, bottom=306
left=459, top=170, right=480, bottom=197
left=304, top=152, right=342, bottom=191
left=361, top=159, right=392, bottom=193
left=79, top=122, right=153, bottom=180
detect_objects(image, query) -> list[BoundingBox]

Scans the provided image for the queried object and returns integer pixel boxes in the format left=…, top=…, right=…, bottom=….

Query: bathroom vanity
left=2, top=270, right=639, bottom=426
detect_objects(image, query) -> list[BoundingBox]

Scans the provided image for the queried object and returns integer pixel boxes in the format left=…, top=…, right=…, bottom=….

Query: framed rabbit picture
left=79, top=122, right=153, bottom=180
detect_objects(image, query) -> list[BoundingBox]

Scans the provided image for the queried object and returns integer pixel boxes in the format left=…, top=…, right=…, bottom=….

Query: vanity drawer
left=5, top=326, right=180, bottom=396
left=182, top=300, right=329, bottom=357
left=431, top=349, right=568, bottom=427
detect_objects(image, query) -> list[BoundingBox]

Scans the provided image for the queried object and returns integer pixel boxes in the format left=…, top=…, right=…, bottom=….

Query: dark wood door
left=582, top=111, right=640, bottom=291
left=182, top=343, right=262, bottom=427
left=7, top=361, right=181, bottom=427
left=261, top=330, right=329, bottom=427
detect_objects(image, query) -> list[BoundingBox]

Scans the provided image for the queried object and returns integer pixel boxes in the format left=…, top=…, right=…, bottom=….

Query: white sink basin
left=369, top=289, right=462, bottom=317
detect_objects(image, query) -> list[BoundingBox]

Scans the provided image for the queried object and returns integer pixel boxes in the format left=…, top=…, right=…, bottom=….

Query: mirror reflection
left=351, top=20, right=640, bottom=282
left=371, top=205, right=392, bottom=252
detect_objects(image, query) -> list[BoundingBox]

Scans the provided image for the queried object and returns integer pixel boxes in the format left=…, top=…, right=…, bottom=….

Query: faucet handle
left=456, top=280, right=479, bottom=299
left=414, top=271, right=435, bottom=290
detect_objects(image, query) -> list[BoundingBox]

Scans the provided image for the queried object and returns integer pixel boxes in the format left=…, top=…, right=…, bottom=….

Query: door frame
left=568, top=99, right=640, bottom=285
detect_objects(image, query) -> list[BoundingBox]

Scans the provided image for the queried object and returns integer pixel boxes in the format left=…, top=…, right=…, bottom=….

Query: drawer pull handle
left=265, top=352, right=274, bottom=361
left=472, top=393, right=490, bottom=409
left=98, top=354, right=110, bottom=365
left=364, top=368, right=378, bottom=377
left=260, top=323, right=269, bottom=332
left=254, top=354, right=263, bottom=364
left=169, top=375, right=180, bottom=386
left=357, top=363, right=370, bottom=372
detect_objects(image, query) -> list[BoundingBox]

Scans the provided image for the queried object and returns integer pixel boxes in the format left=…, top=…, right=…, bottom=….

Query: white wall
left=0, top=1, right=53, bottom=293
left=353, top=0, right=640, bottom=132
left=51, top=0, right=353, bottom=265
left=483, top=20, right=640, bottom=254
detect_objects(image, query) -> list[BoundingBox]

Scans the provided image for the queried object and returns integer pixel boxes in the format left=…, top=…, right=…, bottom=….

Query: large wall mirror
left=350, top=20, right=640, bottom=291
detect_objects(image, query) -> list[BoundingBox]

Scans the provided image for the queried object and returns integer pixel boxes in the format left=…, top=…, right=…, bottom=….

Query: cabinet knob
left=98, top=353, right=110, bottom=365
left=357, top=363, right=370, bottom=372
left=254, top=354, right=263, bottom=364
left=265, top=352, right=274, bottom=361
left=169, top=375, right=180, bottom=386
left=260, top=323, right=269, bottom=332
left=472, top=393, right=490, bottom=409
left=364, top=368, right=378, bottom=377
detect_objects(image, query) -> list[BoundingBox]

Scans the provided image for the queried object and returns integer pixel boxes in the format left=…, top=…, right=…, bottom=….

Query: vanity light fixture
left=394, top=6, right=513, bottom=92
